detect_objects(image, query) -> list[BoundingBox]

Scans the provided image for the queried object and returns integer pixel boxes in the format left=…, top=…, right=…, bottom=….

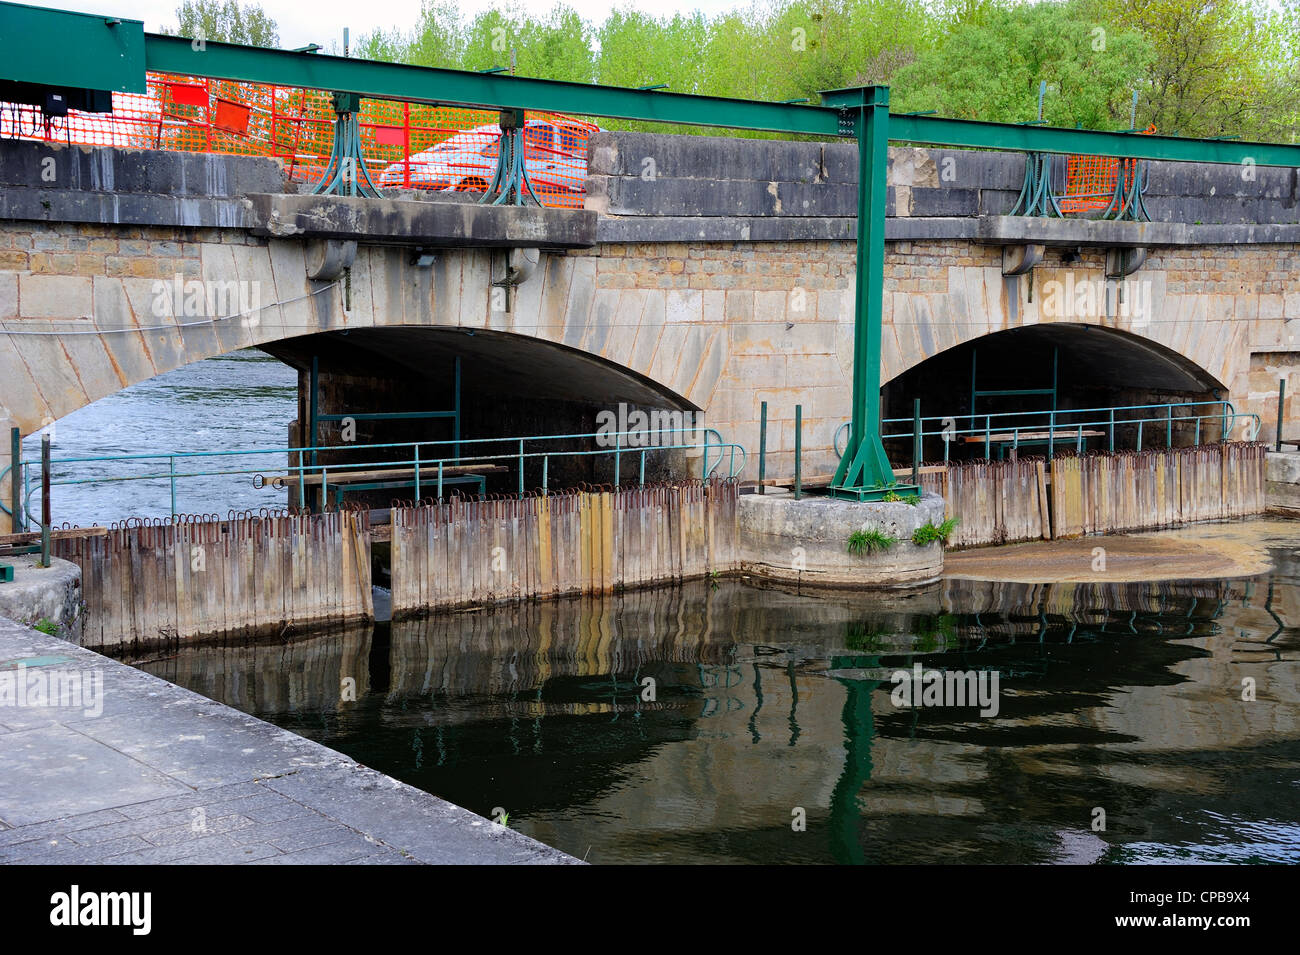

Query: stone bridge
left=3, top=132, right=1300, bottom=528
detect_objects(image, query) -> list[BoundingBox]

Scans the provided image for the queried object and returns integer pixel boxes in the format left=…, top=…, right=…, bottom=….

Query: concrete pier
left=0, top=616, right=577, bottom=864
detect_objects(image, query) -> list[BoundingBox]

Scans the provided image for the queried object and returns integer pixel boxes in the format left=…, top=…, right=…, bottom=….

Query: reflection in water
left=127, top=544, right=1300, bottom=864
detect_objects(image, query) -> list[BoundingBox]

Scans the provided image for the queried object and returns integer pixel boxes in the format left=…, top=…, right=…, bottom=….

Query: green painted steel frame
left=0, top=2, right=146, bottom=93
left=20, top=10, right=1300, bottom=502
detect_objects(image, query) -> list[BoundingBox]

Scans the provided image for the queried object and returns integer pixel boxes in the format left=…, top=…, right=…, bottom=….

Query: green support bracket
left=1100, top=157, right=1151, bottom=222
left=311, top=91, right=384, bottom=198
left=481, top=108, right=543, bottom=206
left=1009, top=152, right=1064, bottom=217
left=824, top=86, right=917, bottom=502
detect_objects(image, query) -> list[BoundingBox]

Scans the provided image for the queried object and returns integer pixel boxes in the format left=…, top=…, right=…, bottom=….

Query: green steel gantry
left=9, top=3, right=1300, bottom=499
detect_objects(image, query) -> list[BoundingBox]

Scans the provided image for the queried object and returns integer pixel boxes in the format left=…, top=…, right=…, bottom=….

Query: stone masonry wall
left=4, top=218, right=1300, bottom=530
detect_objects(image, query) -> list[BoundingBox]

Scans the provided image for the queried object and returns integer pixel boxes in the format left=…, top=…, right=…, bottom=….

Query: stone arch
left=0, top=240, right=723, bottom=438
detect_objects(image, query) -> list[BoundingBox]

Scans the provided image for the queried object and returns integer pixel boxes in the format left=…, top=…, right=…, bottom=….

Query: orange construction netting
left=1058, top=123, right=1157, bottom=213
left=0, top=72, right=597, bottom=208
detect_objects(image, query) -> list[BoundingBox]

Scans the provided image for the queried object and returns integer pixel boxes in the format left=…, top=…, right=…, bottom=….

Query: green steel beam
left=142, top=33, right=841, bottom=136
left=892, top=113, right=1300, bottom=168
left=0, top=1, right=145, bottom=93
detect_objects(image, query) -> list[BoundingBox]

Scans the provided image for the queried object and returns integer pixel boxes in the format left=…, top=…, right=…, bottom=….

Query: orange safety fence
left=1058, top=123, right=1156, bottom=213
left=0, top=72, right=598, bottom=208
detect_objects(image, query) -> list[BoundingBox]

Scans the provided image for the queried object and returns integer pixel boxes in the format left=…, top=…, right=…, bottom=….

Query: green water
left=125, top=552, right=1300, bottom=865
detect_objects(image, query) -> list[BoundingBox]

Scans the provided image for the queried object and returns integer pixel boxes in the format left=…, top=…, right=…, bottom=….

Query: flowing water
left=19, top=350, right=297, bottom=528
left=36, top=353, right=1300, bottom=864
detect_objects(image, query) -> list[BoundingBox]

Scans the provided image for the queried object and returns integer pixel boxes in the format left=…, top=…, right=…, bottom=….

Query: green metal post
left=309, top=355, right=320, bottom=472
left=168, top=455, right=176, bottom=516
left=1109, top=408, right=1115, bottom=452
left=518, top=438, right=524, bottom=498
left=794, top=404, right=803, bottom=501
left=40, top=435, right=50, bottom=568
left=1166, top=403, right=1173, bottom=448
left=453, top=356, right=461, bottom=461
left=1277, top=379, right=1286, bottom=451
left=9, top=427, right=22, bottom=534
left=911, top=398, right=921, bottom=486
left=828, top=86, right=900, bottom=500
left=758, top=400, right=769, bottom=494
left=414, top=445, right=421, bottom=500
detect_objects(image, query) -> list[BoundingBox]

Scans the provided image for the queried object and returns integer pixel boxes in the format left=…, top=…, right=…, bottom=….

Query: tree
left=355, top=1, right=465, bottom=69
left=1092, top=0, right=1291, bottom=139
left=160, top=0, right=279, bottom=47
left=893, top=1, right=1152, bottom=129
left=461, top=5, right=596, bottom=83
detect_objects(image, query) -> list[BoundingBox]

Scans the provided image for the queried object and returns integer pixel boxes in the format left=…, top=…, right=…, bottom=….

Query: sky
left=36, top=0, right=758, bottom=49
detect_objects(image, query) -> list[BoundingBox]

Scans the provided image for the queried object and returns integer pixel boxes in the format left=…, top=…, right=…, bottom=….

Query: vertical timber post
left=825, top=85, right=900, bottom=500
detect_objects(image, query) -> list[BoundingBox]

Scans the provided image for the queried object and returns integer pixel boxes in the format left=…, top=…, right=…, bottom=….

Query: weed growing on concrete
left=33, top=618, right=59, bottom=636
left=847, top=528, right=896, bottom=555
left=912, top=517, right=959, bottom=546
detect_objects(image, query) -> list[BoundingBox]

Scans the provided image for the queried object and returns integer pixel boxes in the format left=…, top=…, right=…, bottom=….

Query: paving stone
left=245, top=838, right=387, bottom=865
left=266, top=823, right=360, bottom=854
left=138, top=813, right=258, bottom=847
left=113, top=781, right=267, bottom=819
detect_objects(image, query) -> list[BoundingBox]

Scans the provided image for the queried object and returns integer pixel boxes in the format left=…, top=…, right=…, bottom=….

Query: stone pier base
left=737, top=491, right=945, bottom=589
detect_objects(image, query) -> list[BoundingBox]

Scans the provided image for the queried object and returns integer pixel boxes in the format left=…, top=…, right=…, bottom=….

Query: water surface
left=125, top=559, right=1300, bottom=865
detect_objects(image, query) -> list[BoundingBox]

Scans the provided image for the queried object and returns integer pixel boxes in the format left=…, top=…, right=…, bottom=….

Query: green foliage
left=911, top=517, right=959, bottom=546
left=161, top=0, right=279, bottom=47
left=33, top=618, right=59, bottom=636
left=847, top=528, right=897, bottom=555
left=346, top=0, right=1298, bottom=143
left=893, top=0, right=1153, bottom=128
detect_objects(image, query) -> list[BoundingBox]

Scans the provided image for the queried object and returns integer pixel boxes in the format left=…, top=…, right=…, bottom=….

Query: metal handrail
left=15, top=427, right=745, bottom=529
left=834, top=399, right=1262, bottom=460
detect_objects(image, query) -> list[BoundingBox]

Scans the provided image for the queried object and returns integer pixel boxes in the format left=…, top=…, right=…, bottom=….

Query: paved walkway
left=0, top=617, right=576, bottom=864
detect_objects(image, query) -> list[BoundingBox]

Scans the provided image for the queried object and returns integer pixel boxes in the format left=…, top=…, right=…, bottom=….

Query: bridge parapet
left=587, top=131, right=1300, bottom=245
left=0, top=140, right=595, bottom=248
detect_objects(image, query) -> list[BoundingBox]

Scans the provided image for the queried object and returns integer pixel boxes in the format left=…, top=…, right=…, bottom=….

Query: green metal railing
left=2, top=427, right=745, bottom=530
left=835, top=400, right=1260, bottom=465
